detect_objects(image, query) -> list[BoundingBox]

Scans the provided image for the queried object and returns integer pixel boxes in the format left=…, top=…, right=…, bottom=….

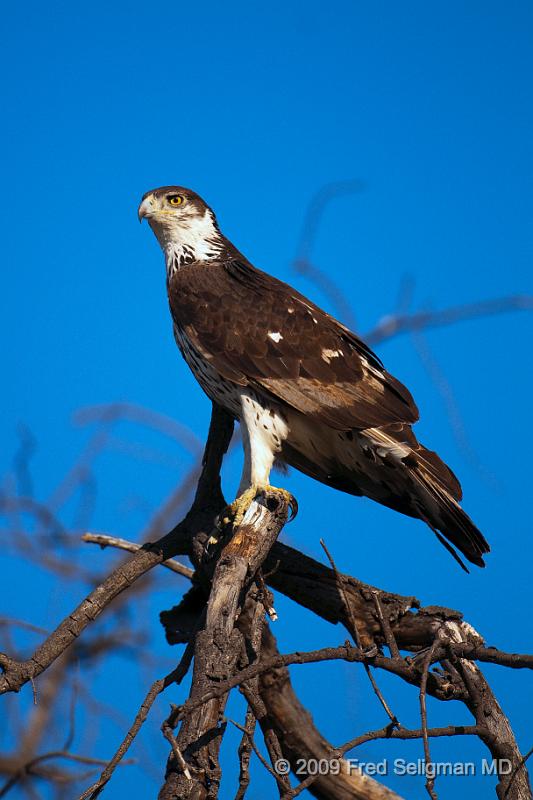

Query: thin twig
left=77, top=678, right=166, bottom=800
left=226, top=717, right=290, bottom=793
left=320, top=539, right=400, bottom=728
left=168, top=638, right=533, bottom=727
left=366, top=295, right=533, bottom=345
left=339, top=722, right=480, bottom=755
left=411, top=329, right=498, bottom=488
left=0, top=618, right=48, bottom=636
left=285, top=724, right=479, bottom=799
left=420, top=637, right=441, bottom=800
left=162, top=710, right=192, bottom=781
left=0, top=751, right=134, bottom=799
left=240, top=684, right=291, bottom=797
left=81, top=533, right=193, bottom=578
left=234, top=706, right=256, bottom=800
left=293, top=179, right=365, bottom=329
left=77, top=642, right=194, bottom=800
left=371, top=591, right=401, bottom=660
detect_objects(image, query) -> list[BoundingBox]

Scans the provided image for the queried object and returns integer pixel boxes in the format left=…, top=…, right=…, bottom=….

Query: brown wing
left=167, top=257, right=419, bottom=430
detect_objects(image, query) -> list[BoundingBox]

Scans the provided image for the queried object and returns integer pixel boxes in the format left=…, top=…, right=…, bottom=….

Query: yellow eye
left=168, top=194, right=184, bottom=206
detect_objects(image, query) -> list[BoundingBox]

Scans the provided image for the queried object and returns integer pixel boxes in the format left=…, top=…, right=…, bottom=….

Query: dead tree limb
left=158, top=491, right=290, bottom=799
left=258, top=625, right=404, bottom=800
left=0, top=405, right=233, bottom=696
left=365, top=295, right=533, bottom=346
left=3, top=404, right=532, bottom=800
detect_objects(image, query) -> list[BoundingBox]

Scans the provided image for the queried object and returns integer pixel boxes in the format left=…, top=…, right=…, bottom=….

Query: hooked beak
left=138, top=194, right=155, bottom=223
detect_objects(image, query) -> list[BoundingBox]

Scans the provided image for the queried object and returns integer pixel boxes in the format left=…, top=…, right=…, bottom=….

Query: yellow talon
left=227, top=485, right=260, bottom=529
left=218, top=484, right=298, bottom=530
left=261, top=485, right=298, bottom=520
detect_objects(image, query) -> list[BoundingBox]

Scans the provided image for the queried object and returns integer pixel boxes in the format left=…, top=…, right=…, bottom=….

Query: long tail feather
left=411, top=469, right=489, bottom=567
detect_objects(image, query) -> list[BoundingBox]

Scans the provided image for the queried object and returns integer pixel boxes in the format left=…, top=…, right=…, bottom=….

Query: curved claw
left=203, top=533, right=220, bottom=559
left=261, top=486, right=298, bottom=522
left=287, top=492, right=298, bottom=522
left=218, top=485, right=298, bottom=531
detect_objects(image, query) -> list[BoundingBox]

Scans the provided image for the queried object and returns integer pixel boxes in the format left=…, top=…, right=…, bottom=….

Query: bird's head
left=138, top=186, right=224, bottom=271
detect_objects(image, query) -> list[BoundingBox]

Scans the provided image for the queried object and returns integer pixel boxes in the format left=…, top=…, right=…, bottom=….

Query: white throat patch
left=150, top=208, right=224, bottom=276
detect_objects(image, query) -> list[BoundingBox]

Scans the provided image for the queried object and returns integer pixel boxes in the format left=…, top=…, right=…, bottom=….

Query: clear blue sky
left=1, top=2, right=532, bottom=798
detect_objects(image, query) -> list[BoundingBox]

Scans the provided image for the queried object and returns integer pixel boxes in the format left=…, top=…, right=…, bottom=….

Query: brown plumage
left=139, top=185, right=490, bottom=570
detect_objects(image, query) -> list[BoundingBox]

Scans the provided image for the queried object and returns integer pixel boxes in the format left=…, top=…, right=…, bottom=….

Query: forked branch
left=2, top=405, right=532, bottom=800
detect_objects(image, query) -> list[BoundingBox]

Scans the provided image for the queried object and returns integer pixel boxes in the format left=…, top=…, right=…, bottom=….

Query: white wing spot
left=322, top=348, right=343, bottom=363
left=287, top=307, right=295, bottom=314
left=268, top=331, right=283, bottom=343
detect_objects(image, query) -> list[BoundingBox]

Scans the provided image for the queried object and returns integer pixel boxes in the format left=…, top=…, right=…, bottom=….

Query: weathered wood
left=159, top=493, right=290, bottom=799
left=440, top=619, right=532, bottom=800
left=258, top=625, right=404, bottom=800
left=3, top=404, right=531, bottom=800
left=263, top=541, right=463, bottom=650
left=0, top=405, right=234, bottom=697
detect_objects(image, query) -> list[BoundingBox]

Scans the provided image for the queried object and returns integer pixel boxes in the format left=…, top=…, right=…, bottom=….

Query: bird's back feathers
left=166, top=253, right=489, bottom=569
left=168, top=257, right=419, bottom=429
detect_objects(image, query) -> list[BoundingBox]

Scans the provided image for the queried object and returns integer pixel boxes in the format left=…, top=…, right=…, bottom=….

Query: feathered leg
left=222, top=391, right=296, bottom=528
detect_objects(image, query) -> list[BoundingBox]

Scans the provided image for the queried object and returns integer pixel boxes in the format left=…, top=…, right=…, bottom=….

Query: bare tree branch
left=81, top=533, right=193, bottom=578
left=3, top=398, right=532, bottom=800
left=366, top=295, right=533, bottom=346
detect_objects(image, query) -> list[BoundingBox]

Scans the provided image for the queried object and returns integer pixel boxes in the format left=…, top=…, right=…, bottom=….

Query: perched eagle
left=138, top=186, right=489, bottom=570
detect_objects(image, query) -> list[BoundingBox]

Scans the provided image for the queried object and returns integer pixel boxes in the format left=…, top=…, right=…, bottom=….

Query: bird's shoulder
left=168, top=256, right=374, bottom=358
left=167, top=256, right=419, bottom=428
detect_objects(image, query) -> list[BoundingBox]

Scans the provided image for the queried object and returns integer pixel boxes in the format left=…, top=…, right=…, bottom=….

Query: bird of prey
left=138, top=186, right=489, bottom=570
